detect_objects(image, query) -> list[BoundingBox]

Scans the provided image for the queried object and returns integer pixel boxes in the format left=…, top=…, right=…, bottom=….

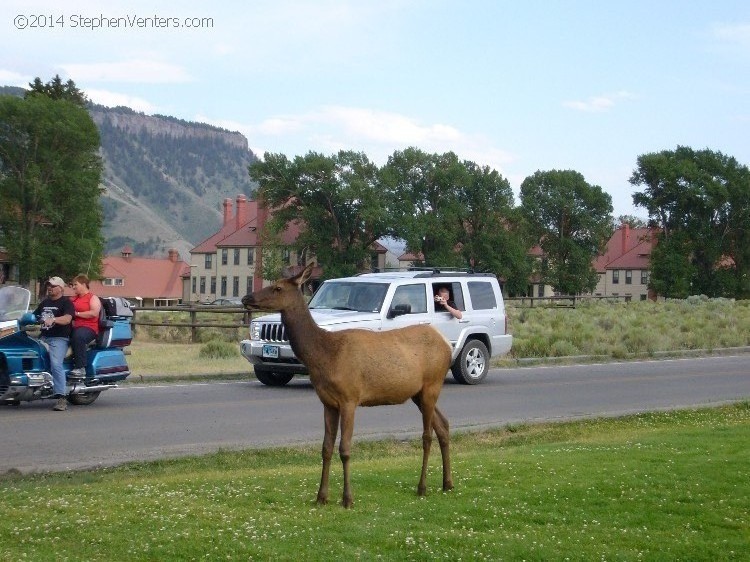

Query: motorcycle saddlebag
left=101, top=297, right=134, bottom=318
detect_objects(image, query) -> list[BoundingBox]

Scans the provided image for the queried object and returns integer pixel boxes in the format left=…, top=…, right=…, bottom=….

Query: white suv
left=240, top=270, right=512, bottom=386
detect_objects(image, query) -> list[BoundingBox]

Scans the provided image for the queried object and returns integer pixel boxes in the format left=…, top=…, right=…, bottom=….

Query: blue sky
left=2, top=1, right=749, bottom=218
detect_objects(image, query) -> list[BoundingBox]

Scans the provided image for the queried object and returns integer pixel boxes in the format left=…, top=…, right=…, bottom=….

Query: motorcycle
left=0, top=285, right=133, bottom=407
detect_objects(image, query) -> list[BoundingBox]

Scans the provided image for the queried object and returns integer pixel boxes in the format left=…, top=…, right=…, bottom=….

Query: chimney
left=621, top=223, right=630, bottom=255
left=236, top=194, right=248, bottom=230
left=168, top=248, right=179, bottom=263
left=121, top=245, right=133, bottom=262
left=223, top=198, right=233, bottom=227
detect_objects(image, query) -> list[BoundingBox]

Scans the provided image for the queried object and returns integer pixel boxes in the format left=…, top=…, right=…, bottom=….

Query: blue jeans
left=42, top=336, right=69, bottom=396
left=71, top=327, right=96, bottom=369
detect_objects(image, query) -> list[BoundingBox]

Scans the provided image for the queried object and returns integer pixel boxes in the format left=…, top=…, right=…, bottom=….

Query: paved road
left=1, top=355, right=748, bottom=474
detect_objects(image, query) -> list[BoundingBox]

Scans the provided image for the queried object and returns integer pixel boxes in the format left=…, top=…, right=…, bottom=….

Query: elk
left=242, top=263, right=453, bottom=508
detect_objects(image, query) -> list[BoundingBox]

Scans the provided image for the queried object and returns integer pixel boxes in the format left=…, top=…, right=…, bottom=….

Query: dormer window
left=103, top=278, right=124, bottom=286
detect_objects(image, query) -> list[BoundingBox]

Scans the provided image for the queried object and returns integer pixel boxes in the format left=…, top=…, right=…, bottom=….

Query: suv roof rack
left=407, top=266, right=475, bottom=274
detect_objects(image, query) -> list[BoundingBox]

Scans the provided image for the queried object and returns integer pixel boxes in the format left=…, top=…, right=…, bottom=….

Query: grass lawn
left=1, top=403, right=747, bottom=560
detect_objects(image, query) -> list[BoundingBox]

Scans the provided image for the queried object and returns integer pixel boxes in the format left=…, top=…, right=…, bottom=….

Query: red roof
left=191, top=198, right=303, bottom=253
left=90, top=252, right=188, bottom=299
left=593, top=226, right=654, bottom=272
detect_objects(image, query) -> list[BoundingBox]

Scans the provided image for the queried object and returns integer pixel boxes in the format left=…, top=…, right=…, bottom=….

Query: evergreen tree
left=0, top=82, right=103, bottom=286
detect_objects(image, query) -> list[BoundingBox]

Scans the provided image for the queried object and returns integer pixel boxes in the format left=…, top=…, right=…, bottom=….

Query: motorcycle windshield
left=0, top=286, right=31, bottom=322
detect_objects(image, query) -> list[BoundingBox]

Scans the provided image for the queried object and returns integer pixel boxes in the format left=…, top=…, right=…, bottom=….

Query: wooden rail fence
left=130, top=295, right=631, bottom=342
left=130, top=306, right=253, bottom=343
left=504, top=295, right=629, bottom=308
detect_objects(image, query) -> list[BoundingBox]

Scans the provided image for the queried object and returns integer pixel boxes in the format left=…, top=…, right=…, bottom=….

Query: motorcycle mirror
left=19, top=313, right=37, bottom=327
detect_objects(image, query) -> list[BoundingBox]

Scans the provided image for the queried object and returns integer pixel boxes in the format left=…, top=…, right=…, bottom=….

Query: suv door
left=383, top=283, right=430, bottom=330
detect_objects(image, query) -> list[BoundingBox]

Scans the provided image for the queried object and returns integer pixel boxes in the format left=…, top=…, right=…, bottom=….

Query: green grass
left=1, top=403, right=748, bottom=560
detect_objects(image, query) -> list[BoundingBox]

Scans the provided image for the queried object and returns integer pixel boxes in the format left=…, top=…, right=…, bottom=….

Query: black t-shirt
left=33, top=296, right=75, bottom=338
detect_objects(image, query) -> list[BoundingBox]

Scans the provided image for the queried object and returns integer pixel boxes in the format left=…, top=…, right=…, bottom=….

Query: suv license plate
left=262, top=344, right=279, bottom=359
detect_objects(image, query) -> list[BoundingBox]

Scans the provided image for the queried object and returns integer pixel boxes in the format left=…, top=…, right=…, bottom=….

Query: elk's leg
left=338, top=403, right=356, bottom=508
left=432, top=406, right=453, bottom=491
left=317, top=405, right=339, bottom=505
left=412, top=393, right=435, bottom=496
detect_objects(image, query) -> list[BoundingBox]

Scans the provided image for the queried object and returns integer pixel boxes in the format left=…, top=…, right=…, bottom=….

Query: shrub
left=549, top=339, right=579, bottom=357
left=199, top=340, right=239, bottom=359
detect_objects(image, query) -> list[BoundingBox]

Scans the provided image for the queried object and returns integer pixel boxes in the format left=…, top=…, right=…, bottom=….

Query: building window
left=640, top=294, right=648, bottom=301
left=612, top=270, right=620, bottom=284
left=282, top=248, right=291, bottom=263
left=220, top=276, right=227, bottom=297
left=537, top=284, right=544, bottom=297
left=625, top=270, right=632, bottom=285
left=199, top=277, right=206, bottom=293
left=246, top=276, right=253, bottom=294
left=233, top=276, right=240, bottom=297
left=103, top=278, right=124, bottom=286
left=234, top=248, right=240, bottom=265
left=210, top=276, right=216, bottom=294
left=204, top=254, right=213, bottom=269
left=192, top=277, right=196, bottom=293
left=247, top=248, right=254, bottom=265
left=641, top=270, right=649, bottom=285
left=221, top=249, right=228, bottom=266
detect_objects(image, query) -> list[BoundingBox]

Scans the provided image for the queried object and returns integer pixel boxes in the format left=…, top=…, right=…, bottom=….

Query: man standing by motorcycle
left=33, top=277, right=75, bottom=411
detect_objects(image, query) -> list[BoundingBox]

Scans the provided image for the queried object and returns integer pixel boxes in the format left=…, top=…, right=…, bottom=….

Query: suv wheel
left=451, top=340, right=489, bottom=385
left=254, top=367, right=294, bottom=387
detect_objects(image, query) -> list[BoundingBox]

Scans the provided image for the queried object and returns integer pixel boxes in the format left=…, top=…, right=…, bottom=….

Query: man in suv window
left=434, top=285, right=462, bottom=319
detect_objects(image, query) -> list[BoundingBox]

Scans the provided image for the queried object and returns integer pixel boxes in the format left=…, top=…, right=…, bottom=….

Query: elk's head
left=242, top=263, right=314, bottom=311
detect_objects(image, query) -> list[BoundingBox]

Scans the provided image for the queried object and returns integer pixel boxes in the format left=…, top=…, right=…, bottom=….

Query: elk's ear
left=294, top=263, right=315, bottom=288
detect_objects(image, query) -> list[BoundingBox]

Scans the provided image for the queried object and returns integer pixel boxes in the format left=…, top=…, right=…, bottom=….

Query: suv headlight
left=250, top=322, right=261, bottom=341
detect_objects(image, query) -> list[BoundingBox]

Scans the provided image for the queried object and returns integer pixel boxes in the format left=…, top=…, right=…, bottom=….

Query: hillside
left=94, top=106, right=258, bottom=257
left=1, top=86, right=259, bottom=258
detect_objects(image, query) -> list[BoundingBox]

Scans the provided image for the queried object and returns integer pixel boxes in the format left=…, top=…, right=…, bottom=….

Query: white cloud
left=196, top=105, right=515, bottom=173
left=0, top=69, right=30, bottom=87
left=86, top=89, right=157, bottom=112
left=58, top=60, right=192, bottom=83
left=563, top=91, right=636, bottom=113
left=711, top=22, right=750, bottom=48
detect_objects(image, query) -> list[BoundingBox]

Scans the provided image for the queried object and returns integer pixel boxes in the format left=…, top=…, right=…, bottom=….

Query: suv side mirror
left=387, top=303, right=411, bottom=318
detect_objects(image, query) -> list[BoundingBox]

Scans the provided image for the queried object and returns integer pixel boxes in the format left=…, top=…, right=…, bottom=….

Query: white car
left=240, top=270, right=512, bottom=386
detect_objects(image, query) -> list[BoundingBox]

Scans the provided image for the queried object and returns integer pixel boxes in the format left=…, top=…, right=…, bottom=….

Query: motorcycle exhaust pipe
left=69, top=384, right=118, bottom=394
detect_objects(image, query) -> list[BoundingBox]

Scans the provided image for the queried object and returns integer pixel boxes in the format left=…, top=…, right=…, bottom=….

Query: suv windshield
left=309, top=282, right=389, bottom=313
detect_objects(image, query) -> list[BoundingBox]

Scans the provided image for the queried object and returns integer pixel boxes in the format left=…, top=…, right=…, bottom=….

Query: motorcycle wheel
left=68, top=392, right=100, bottom=406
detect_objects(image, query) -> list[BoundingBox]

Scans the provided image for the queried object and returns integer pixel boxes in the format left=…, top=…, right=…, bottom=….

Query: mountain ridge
left=1, top=85, right=259, bottom=259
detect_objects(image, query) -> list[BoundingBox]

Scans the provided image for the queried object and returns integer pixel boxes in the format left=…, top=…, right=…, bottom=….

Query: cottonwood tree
left=0, top=80, right=103, bottom=287
left=249, top=150, right=394, bottom=279
left=458, top=161, right=532, bottom=294
left=631, top=146, right=750, bottom=298
left=520, top=170, right=613, bottom=294
left=382, top=148, right=467, bottom=267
